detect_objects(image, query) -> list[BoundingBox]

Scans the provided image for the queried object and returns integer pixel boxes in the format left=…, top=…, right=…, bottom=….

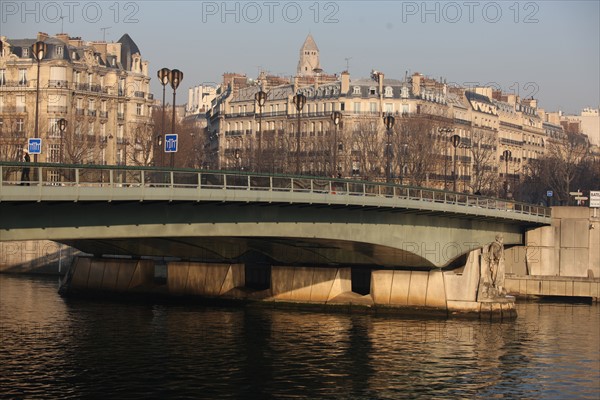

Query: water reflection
left=1, top=275, right=598, bottom=399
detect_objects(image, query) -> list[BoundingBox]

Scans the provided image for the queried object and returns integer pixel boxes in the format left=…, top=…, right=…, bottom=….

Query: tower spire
left=297, top=34, right=320, bottom=77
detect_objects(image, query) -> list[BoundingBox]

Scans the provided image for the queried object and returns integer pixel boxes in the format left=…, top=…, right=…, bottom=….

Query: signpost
left=164, top=133, right=178, bottom=168
left=164, top=134, right=178, bottom=153
left=28, top=138, right=42, bottom=155
left=590, top=191, right=600, bottom=208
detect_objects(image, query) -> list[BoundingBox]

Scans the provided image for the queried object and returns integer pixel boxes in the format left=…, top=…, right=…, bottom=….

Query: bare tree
left=395, top=117, right=442, bottom=187
left=351, top=119, right=383, bottom=181
left=129, top=122, right=154, bottom=167
left=468, top=127, right=498, bottom=195
left=545, top=132, right=590, bottom=204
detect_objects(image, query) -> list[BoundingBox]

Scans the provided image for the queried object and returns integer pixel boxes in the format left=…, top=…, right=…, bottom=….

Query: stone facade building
left=206, top=35, right=573, bottom=196
left=0, top=32, right=154, bottom=170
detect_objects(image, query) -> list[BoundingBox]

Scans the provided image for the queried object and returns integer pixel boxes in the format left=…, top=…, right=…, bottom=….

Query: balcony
left=76, top=83, right=89, bottom=91
left=75, top=108, right=85, bottom=116
left=86, top=135, right=96, bottom=143
left=48, top=80, right=68, bottom=88
left=99, top=111, right=109, bottom=119
left=134, top=91, right=145, bottom=98
left=117, top=112, right=124, bottom=120
left=90, top=84, right=102, bottom=92
left=147, top=93, right=154, bottom=100
left=47, top=105, right=67, bottom=113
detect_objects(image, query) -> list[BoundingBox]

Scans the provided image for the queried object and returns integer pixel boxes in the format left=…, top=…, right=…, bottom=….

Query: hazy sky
left=2, top=1, right=599, bottom=114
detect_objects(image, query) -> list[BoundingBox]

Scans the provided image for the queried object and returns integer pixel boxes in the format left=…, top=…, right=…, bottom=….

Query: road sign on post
left=28, top=138, right=42, bottom=154
left=590, top=191, right=600, bottom=208
left=547, top=190, right=553, bottom=197
left=165, top=134, right=178, bottom=153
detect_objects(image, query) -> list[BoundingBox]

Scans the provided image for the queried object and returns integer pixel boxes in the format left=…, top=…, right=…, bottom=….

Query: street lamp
left=255, top=89, right=267, bottom=171
left=451, top=134, right=461, bottom=192
left=32, top=40, right=47, bottom=164
left=157, top=67, right=170, bottom=167
left=168, top=69, right=183, bottom=168
left=331, top=111, right=342, bottom=177
left=293, top=91, right=306, bottom=175
left=234, top=148, right=241, bottom=170
left=503, top=149, right=512, bottom=198
left=438, top=127, right=454, bottom=190
left=57, top=118, right=67, bottom=163
left=384, top=114, right=395, bottom=182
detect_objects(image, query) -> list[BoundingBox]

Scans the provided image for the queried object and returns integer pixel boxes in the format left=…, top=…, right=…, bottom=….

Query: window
left=48, top=118, right=61, bottom=137
left=369, top=87, right=376, bottom=95
left=74, top=71, right=81, bottom=84
left=385, top=103, right=393, bottom=113
left=370, top=102, right=377, bottom=113
left=384, top=86, right=393, bottom=97
left=88, top=121, right=94, bottom=136
left=16, top=95, right=25, bottom=112
left=22, top=48, right=29, bottom=57
left=353, top=86, right=361, bottom=95
left=0, top=69, right=5, bottom=86
left=401, top=86, right=409, bottom=98
left=18, top=69, right=27, bottom=85
left=136, top=104, right=142, bottom=116
left=353, top=102, right=361, bottom=113
left=100, top=122, right=106, bottom=137
left=56, top=46, right=63, bottom=56
left=49, top=144, right=61, bottom=163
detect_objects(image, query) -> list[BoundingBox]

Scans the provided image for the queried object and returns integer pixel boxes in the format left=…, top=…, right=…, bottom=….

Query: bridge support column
left=167, top=262, right=245, bottom=298
left=60, top=256, right=155, bottom=295
left=371, top=269, right=447, bottom=311
left=270, top=266, right=354, bottom=303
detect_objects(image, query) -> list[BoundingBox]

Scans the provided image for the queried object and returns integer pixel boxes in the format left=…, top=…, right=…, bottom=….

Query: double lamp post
left=157, top=67, right=183, bottom=168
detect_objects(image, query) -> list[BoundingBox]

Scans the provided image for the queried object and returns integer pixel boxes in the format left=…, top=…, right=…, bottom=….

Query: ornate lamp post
left=254, top=89, right=267, bottom=171
left=438, top=127, right=454, bottom=190
left=331, top=111, right=342, bottom=177
left=157, top=68, right=170, bottom=167
left=168, top=69, right=183, bottom=168
left=57, top=118, right=67, bottom=163
left=451, top=134, right=461, bottom=192
left=383, top=114, right=395, bottom=182
left=32, top=40, right=47, bottom=164
left=293, top=91, right=306, bottom=175
left=503, top=149, right=512, bottom=198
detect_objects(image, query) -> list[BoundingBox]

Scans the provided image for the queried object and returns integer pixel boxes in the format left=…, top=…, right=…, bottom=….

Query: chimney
left=55, top=33, right=69, bottom=43
left=412, top=73, right=421, bottom=97
left=37, top=32, right=49, bottom=42
left=340, top=71, right=350, bottom=95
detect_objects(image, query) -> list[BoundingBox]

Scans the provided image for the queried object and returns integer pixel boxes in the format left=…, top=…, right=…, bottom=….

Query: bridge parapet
left=0, top=162, right=550, bottom=224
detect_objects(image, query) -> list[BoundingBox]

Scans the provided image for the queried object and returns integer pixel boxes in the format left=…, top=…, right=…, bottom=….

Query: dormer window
left=384, top=86, right=393, bottom=97
left=353, top=86, right=361, bottom=95
left=369, top=87, right=376, bottom=96
left=401, top=86, right=409, bottom=98
left=22, top=48, right=29, bottom=57
left=56, top=46, right=63, bottom=56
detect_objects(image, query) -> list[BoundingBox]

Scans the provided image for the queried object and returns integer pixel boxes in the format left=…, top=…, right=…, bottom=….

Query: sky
left=2, top=0, right=599, bottom=114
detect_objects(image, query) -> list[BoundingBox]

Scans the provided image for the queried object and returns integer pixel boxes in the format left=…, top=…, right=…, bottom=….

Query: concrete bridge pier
left=61, top=249, right=515, bottom=320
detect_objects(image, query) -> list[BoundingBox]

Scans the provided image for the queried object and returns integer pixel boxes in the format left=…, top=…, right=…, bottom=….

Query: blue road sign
left=165, top=134, right=178, bottom=153
left=547, top=190, right=553, bottom=197
left=28, top=138, right=42, bottom=154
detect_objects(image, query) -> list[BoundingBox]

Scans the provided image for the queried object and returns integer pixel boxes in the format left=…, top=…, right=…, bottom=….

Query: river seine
left=1, top=274, right=598, bottom=399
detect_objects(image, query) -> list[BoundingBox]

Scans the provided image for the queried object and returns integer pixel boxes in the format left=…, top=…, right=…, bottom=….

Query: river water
left=1, top=274, right=598, bottom=399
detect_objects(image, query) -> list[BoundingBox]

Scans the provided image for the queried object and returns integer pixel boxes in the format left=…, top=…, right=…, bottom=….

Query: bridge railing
left=0, top=162, right=551, bottom=218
